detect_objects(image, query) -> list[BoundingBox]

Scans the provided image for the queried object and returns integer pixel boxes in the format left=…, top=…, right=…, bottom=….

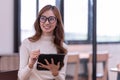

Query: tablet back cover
left=37, top=54, right=65, bottom=70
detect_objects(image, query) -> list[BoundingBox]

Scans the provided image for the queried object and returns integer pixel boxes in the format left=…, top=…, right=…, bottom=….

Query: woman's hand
left=28, top=49, right=40, bottom=68
left=38, top=58, right=60, bottom=76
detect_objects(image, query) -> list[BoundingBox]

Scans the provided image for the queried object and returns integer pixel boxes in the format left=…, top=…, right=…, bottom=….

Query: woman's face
left=39, top=10, right=57, bottom=36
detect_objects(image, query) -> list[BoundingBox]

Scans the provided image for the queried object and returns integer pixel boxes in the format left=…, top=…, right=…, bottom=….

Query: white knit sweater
left=18, top=35, right=68, bottom=80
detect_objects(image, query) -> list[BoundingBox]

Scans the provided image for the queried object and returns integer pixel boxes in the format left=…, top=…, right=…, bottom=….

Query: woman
left=18, top=5, right=68, bottom=80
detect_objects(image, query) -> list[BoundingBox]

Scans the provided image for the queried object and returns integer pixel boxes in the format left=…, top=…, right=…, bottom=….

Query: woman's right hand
left=28, top=49, right=40, bottom=68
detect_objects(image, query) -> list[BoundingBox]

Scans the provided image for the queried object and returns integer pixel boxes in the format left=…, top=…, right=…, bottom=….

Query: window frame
left=14, top=0, right=21, bottom=52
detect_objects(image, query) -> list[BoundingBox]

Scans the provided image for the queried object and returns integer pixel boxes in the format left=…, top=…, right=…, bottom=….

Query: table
left=68, top=52, right=89, bottom=59
left=110, top=68, right=120, bottom=80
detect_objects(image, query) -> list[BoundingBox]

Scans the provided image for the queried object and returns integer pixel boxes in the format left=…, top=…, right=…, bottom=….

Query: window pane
left=97, top=0, right=120, bottom=42
left=21, top=0, right=36, bottom=42
left=64, top=0, right=88, bottom=41
left=39, top=0, right=56, bottom=11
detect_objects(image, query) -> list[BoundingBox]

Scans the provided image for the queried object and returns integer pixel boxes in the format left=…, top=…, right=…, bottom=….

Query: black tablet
left=37, top=54, right=65, bottom=71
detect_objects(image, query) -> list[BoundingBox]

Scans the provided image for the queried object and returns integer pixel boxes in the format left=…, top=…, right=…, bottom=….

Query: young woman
left=18, top=5, right=68, bottom=80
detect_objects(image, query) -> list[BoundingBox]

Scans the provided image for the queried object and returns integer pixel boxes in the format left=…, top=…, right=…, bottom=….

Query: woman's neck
left=42, top=32, right=53, bottom=36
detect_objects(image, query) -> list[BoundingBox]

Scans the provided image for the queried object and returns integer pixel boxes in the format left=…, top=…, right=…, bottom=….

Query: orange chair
left=66, top=54, right=80, bottom=80
left=87, top=53, right=109, bottom=80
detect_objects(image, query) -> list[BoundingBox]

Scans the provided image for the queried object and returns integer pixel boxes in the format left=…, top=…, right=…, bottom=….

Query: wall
left=0, top=0, right=14, bottom=53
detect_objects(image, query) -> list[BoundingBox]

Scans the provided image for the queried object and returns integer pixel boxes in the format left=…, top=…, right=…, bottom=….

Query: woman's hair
left=29, top=5, right=67, bottom=54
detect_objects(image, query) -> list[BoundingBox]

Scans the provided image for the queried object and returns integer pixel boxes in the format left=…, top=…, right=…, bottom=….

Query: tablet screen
left=37, top=54, right=65, bottom=70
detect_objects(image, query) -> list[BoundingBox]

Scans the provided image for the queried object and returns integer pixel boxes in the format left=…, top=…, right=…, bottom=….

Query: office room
left=0, top=0, right=120, bottom=80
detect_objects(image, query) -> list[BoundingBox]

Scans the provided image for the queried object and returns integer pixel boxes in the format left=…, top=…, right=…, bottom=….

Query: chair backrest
left=88, top=53, right=109, bottom=80
left=0, top=70, right=18, bottom=80
left=66, top=54, right=80, bottom=80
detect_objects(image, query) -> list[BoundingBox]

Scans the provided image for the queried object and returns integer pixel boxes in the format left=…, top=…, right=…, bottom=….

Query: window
left=64, top=0, right=88, bottom=42
left=20, top=0, right=120, bottom=45
left=38, top=0, right=56, bottom=11
left=97, top=0, right=120, bottom=42
left=21, top=0, right=36, bottom=42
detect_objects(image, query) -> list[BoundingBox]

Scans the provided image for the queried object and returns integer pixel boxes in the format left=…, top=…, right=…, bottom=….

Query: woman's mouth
left=44, top=26, right=51, bottom=30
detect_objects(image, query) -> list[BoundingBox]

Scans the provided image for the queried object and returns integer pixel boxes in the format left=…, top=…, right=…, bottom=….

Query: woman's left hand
left=38, top=58, right=60, bottom=76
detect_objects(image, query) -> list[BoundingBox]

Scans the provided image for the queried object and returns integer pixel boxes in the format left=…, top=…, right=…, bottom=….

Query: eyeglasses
left=39, top=16, right=56, bottom=24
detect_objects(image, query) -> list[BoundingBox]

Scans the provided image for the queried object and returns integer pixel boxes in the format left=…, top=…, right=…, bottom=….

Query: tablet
left=37, top=54, right=65, bottom=71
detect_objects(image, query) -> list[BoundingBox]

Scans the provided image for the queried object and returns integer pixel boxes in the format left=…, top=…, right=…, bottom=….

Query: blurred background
left=0, top=0, right=120, bottom=80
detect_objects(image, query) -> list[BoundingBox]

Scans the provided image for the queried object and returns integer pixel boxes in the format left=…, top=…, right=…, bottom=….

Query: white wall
left=0, top=0, right=14, bottom=53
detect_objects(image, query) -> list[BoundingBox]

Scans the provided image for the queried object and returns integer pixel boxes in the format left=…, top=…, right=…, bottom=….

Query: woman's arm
left=18, top=39, right=32, bottom=80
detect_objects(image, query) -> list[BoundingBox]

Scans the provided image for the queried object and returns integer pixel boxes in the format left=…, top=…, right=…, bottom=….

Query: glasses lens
left=40, top=16, right=47, bottom=23
left=40, top=16, right=56, bottom=23
left=48, top=16, right=56, bottom=23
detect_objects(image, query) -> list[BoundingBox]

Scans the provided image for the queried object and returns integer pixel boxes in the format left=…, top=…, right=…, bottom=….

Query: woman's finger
left=37, top=62, right=42, bottom=65
left=38, top=62, right=46, bottom=67
left=44, top=59, right=50, bottom=65
left=57, top=62, right=60, bottom=66
left=51, top=58, right=54, bottom=64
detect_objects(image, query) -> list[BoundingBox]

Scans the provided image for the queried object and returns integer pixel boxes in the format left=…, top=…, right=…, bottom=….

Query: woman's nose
left=44, top=19, right=50, bottom=24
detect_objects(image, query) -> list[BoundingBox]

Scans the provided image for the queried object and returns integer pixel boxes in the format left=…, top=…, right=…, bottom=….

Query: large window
left=20, top=0, right=120, bottom=44
left=64, top=0, right=88, bottom=41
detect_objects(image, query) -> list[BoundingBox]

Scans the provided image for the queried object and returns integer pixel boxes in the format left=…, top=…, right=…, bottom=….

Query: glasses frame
left=39, top=16, right=57, bottom=24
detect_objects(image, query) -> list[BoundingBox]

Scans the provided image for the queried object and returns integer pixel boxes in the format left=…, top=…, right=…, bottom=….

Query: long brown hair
left=29, top=5, right=67, bottom=54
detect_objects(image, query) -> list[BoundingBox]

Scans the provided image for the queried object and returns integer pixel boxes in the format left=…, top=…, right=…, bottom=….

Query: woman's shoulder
left=21, top=38, right=31, bottom=45
left=20, top=38, right=33, bottom=50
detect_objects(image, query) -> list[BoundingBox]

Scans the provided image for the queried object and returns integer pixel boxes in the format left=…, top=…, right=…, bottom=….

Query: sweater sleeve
left=18, top=39, right=32, bottom=80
